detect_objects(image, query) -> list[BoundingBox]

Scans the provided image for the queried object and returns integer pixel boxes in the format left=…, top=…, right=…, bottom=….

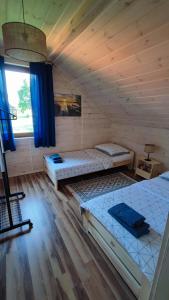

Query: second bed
left=81, top=175, right=169, bottom=299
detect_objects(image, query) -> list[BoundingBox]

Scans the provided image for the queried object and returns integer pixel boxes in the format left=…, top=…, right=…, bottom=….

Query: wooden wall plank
left=6, top=66, right=111, bottom=177
left=111, top=123, right=169, bottom=170
left=2, top=0, right=169, bottom=176
left=1, top=0, right=169, bottom=128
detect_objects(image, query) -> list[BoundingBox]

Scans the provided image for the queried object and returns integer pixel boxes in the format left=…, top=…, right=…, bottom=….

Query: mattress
left=137, top=176, right=169, bottom=200
left=81, top=177, right=169, bottom=281
left=44, top=149, right=133, bottom=181
left=85, top=149, right=133, bottom=169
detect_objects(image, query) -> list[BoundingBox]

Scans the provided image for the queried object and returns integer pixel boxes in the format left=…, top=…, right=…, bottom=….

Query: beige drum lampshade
left=2, top=22, right=47, bottom=62
left=144, top=144, right=155, bottom=154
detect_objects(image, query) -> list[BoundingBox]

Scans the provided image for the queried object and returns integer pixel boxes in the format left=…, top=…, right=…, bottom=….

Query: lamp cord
left=21, top=0, right=26, bottom=24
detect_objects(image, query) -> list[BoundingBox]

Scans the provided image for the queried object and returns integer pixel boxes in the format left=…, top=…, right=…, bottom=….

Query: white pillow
left=159, top=171, right=169, bottom=181
left=95, top=143, right=129, bottom=157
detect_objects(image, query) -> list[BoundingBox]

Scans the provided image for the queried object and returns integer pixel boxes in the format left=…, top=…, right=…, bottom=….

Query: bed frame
left=81, top=210, right=169, bottom=300
left=44, top=151, right=169, bottom=299
left=43, top=157, right=59, bottom=190
left=43, top=152, right=134, bottom=192
left=81, top=209, right=151, bottom=299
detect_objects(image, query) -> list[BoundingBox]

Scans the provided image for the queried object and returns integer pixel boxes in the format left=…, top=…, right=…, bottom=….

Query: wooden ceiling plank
left=56, top=0, right=167, bottom=69
left=55, top=0, right=136, bottom=63
left=82, top=79, right=169, bottom=101
left=84, top=89, right=169, bottom=105
left=59, top=50, right=164, bottom=89
left=46, top=0, right=83, bottom=42
left=64, top=20, right=169, bottom=84
left=70, top=40, right=169, bottom=88
left=1, top=0, right=169, bottom=128
left=5, top=0, right=22, bottom=22
left=72, top=15, right=169, bottom=79
left=40, top=0, right=69, bottom=35
left=110, top=119, right=169, bottom=128
left=0, top=0, right=22, bottom=49
left=23, top=0, right=55, bottom=29
left=70, top=65, right=169, bottom=91
left=122, top=78, right=169, bottom=92
left=84, top=87, right=169, bottom=102
left=48, top=0, right=112, bottom=59
left=113, top=89, right=169, bottom=100
left=124, top=88, right=169, bottom=98
left=110, top=67, right=169, bottom=87
left=84, top=67, right=169, bottom=90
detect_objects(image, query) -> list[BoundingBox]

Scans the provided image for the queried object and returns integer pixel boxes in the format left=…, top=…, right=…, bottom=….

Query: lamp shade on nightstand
left=144, top=144, right=155, bottom=153
left=144, top=144, right=155, bottom=161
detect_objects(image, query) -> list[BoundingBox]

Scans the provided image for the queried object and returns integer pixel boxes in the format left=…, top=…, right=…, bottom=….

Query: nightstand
left=135, top=156, right=162, bottom=179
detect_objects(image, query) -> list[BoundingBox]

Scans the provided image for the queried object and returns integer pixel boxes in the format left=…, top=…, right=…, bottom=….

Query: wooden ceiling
left=1, top=0, right=169, bottom=128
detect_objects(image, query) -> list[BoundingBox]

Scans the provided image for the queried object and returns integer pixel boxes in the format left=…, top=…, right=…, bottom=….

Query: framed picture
left=55, top=93, right=81, bottom=117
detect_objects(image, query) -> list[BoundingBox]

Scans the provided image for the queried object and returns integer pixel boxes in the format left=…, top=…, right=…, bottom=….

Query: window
left=5, top=65, right=33, bottom=137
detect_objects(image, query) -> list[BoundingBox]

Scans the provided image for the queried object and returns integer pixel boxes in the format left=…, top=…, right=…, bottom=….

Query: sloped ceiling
left=1, top=0, right=169, bottom=128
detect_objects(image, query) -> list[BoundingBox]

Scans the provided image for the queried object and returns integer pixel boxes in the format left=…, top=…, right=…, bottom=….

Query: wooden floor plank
left=0, top=172, right=136, bottom=300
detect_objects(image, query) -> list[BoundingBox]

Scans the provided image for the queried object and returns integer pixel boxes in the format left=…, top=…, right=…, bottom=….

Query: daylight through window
left=5, top=69, right=33, bottom=136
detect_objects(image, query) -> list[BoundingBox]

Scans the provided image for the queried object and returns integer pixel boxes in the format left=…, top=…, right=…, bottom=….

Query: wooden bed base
left=43, top=155, right=134, bottom=218
left=43, top=157, right=58, bottom=189
left=81, top=210, right=151, bottom=300
left=82, top=212, right=169, bottom=300
left=43, top=154, right=169, bottom=299
left=43, top=155, right=134, bottom=193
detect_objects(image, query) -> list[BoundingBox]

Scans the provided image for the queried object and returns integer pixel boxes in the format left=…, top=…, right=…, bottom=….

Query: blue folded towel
left=50, top=153, right=61, bottom=160
left=110, top=214, right=149, bottom=238
left=53, top=158, right=63, bottom=163
left=49, top=153, right=63, bottom=163
left=108, top=203, right=145, bottom=228
left=108, top=203, right=150, bottom=238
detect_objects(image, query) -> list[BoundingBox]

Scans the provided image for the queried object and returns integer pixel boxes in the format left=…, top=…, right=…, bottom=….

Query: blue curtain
left=30, top=63, right=55, bottom=147
left=0, top=56, right=15, bottom=151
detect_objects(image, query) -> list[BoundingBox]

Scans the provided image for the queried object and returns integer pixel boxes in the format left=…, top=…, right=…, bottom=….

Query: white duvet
left=81, top=177, right=169, bottom=281
left=44, top=149, right=133, bottom=181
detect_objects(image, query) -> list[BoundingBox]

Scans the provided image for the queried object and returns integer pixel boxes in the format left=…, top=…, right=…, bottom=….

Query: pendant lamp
left=2, top=0, right=47, bottom=62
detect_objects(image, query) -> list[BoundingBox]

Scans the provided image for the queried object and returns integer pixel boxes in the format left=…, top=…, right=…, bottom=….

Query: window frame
left=5, top=64, right=33, bottom=138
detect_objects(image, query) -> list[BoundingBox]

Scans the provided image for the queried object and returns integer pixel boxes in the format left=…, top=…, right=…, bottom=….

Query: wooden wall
left=111, top=123, right=169, bottom=170
left=1, top=0, right=169, bottom=130
left=3, top=0, right=169, bottom=175
left=52, top=0, right=169, bottom=171
left=55, top=0, right=169, bottom=129
left=6, top=66, right=111, bottom=177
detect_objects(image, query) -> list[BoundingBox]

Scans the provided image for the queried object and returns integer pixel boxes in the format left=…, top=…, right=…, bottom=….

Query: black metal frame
left=0, top=108, right=33, bottom=235
left=0, top=153, right=25, bottom=201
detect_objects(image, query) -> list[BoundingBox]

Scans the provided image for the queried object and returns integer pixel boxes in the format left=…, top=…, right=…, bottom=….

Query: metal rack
left=0, top=108, right=33, bottom=235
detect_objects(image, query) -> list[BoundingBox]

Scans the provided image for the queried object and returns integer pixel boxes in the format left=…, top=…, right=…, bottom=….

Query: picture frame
left=54, top=93, right=81, bottom=117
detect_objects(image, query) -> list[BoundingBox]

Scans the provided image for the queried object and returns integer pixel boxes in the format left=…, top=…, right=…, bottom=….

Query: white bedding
left=81, top=177, right=169, bottom=281
left=137, top=176, right=169, bottom=200
left=44, top=149, right=133, bottom=181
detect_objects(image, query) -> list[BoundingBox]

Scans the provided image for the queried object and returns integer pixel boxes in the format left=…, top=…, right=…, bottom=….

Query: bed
left=80, top=175, right=169, bottom=299
left=43, top=147, right=134, bottom=190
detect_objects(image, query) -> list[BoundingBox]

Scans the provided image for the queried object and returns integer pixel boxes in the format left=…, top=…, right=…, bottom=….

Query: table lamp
left=144, top=144, right=155, bottom=161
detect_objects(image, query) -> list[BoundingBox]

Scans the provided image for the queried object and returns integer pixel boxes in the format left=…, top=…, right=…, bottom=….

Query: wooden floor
left=0, top=172, right=136, bottom=300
